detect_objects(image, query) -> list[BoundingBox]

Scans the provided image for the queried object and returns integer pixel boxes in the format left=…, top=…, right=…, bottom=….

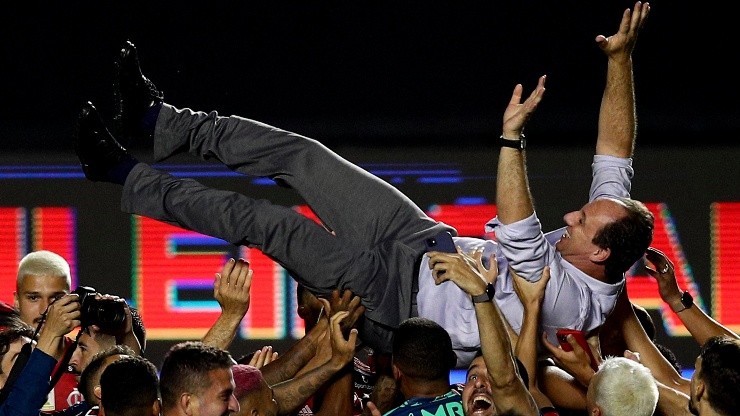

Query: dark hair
left=392, top=317, right=456, bottom=381
left=0, top=311, right=33, bottom=358
left=697, top=336, right=740, bottom=415
left=159, top=341, right=234, bottom=410
left=592, top=197, right=654, bottom=283
left=100, top=355, right=159, bottom=416
left=78, top=344, right=137, bottom=405
left=468, top=348, right=529, bottom=387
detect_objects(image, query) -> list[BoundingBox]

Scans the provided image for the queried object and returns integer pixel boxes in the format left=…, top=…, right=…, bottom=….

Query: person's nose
left=69, top=349, right=81, bottom=371
left=229, top=394, right=240, bottom=412
left=563, top=211, right=577, bottom=225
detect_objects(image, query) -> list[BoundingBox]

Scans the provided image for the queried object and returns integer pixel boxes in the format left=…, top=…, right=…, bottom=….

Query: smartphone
left=556, top=328, right=598, bottom=372
left=424, top=231, right=457, bottom=253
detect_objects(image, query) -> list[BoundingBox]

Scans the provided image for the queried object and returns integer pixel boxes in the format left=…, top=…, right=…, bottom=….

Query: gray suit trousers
left=121, top=104, right=455, bottom=352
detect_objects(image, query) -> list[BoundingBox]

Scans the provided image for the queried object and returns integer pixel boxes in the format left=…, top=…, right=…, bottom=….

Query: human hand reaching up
left=595, top=1, right=650, bottom=62
left=214, top=257, right=253, bottom=319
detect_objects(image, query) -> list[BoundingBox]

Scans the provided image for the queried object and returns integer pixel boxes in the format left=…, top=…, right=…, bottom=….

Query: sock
left=106, top=154, right=139, bottom=185
left=140, top=102, right=162, bottom=136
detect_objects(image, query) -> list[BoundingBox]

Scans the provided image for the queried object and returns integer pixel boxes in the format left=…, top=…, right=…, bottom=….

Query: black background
left=1, top=1, right=736, bottom=152
left=1, top=0, right=738, bottom=373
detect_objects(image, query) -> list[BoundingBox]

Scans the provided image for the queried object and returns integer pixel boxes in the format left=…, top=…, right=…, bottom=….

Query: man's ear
left=591, top=247, right=610, bottom=263
left=695, top=378, right=706, bottom=402
left=180, top=393, right=195, bottom=415
left=93, top=385, right=102, bottom=401
left=392, top=363, right=401, bottom=381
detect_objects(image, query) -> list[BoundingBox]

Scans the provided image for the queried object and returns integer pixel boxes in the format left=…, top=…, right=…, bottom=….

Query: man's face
left=0, top=337, right=31, bottom=389
left=462, top=356, right=495, bottom=416
left=69, top=329, right=116, bottom=375
left=14, top=274, right=70, bottom=327
left=193, top=368, right=240, bottom=416
left=556, top=199, right=627, bottom=260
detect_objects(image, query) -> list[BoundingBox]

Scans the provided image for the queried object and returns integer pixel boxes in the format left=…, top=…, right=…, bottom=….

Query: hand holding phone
left=424, top=231, right=457, bottom=254
left=556, top=328, right=599, bottom=372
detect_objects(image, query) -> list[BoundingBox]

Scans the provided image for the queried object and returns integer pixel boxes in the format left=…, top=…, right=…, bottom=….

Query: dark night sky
left=1, top=1, right=736, bottom=153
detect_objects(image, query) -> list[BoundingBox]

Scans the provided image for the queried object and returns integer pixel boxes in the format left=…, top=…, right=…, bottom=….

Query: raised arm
left=271, top=310, right=357, bottom=415
left=645, top=247, right=739, bottom=346
left=427, top=249, right=539, bottom=415
left=511, top=267, right=556, bottom=411
left=202, top=258, right=252, bottom=351
left=495, top=76, right=546, bottom=225
left=611, top=286, right=690, bottom=394
left=594, top=1, right=650, bottom=157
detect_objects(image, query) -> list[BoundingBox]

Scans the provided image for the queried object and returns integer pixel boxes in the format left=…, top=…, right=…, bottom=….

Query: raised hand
left=426, top=249, right=488, bottom=297
left=644, top=247, right=683, bottom=307
left=502, top=75, right=547, bottom=139
left=327, top=310, right=358, bottom=369
left=248, top=345, right=279, bottom=369
left=595, top=1, right=650, bottom=61
left=214, top=257, right=253, bottom=318
left=511, top=266, right=550, bottom=308
left=320, top=289, right=365, bottom=336
left=541, top=331, right=599, bottom=387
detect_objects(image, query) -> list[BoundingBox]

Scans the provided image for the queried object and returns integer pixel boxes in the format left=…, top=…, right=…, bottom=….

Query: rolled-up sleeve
left=590, top=155, right=633, bottom=201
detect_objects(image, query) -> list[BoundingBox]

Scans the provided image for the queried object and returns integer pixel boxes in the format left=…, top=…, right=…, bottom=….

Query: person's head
left=690, top=336, right=740, bottom=415
left=69, top=298, right=145, bottom=376
left=78, top=344, right=137, bottom=405
left=232, top=364, right=277, bottom=416
left=461, top=350, right=529, bottom=416
left=0, top=306, right=34, bottom=390
left=99, top=355, right=160, bottom=416
left=586, top=356, right=658, bottom=416
left=160, top=341, right=239, bottom=416
left=70, top=326, right=119, bottom=376
left=14, top=250, right=72, bottom=327
left=462, top=352, right=495, bottom=416
left=558, top=197, right=654, bottom=283
left=391, top=317, right=456, bottom=388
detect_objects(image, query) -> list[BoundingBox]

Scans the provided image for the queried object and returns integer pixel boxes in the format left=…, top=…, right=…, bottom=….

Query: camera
left=72, top=286, right=127, bottom=332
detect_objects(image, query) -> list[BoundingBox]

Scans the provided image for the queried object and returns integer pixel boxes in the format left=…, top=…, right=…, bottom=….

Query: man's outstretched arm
left=594, top=1, right=650, bottom=158
left=495, top=76, right=546, bottom=225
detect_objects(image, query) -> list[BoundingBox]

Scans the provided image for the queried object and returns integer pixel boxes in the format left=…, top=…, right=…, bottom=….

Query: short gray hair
left=588, top=356, right=658, bottom=416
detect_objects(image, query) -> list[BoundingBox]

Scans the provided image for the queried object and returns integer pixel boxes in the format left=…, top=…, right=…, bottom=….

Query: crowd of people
left=3, top=1, right=740, bottom=415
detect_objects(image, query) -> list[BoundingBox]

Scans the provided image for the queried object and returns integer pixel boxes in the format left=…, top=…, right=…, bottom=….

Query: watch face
left=519, top=137, right=526, bottom=149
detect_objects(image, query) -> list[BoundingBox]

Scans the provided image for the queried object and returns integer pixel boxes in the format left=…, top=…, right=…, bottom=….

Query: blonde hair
left=16, top=250, right=72, bottom=288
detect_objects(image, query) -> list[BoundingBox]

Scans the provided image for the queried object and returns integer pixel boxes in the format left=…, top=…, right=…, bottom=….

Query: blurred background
left=1, top=1, right=738, bottom=375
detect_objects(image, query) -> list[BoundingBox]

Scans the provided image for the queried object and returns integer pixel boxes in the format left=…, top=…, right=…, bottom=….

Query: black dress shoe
left=113, top=40, right=163, bottom=142
left=75, top=101, right=132, bottom=182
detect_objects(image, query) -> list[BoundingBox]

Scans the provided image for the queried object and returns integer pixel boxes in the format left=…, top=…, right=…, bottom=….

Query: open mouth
left=470, top=394, right=492, bottom=413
